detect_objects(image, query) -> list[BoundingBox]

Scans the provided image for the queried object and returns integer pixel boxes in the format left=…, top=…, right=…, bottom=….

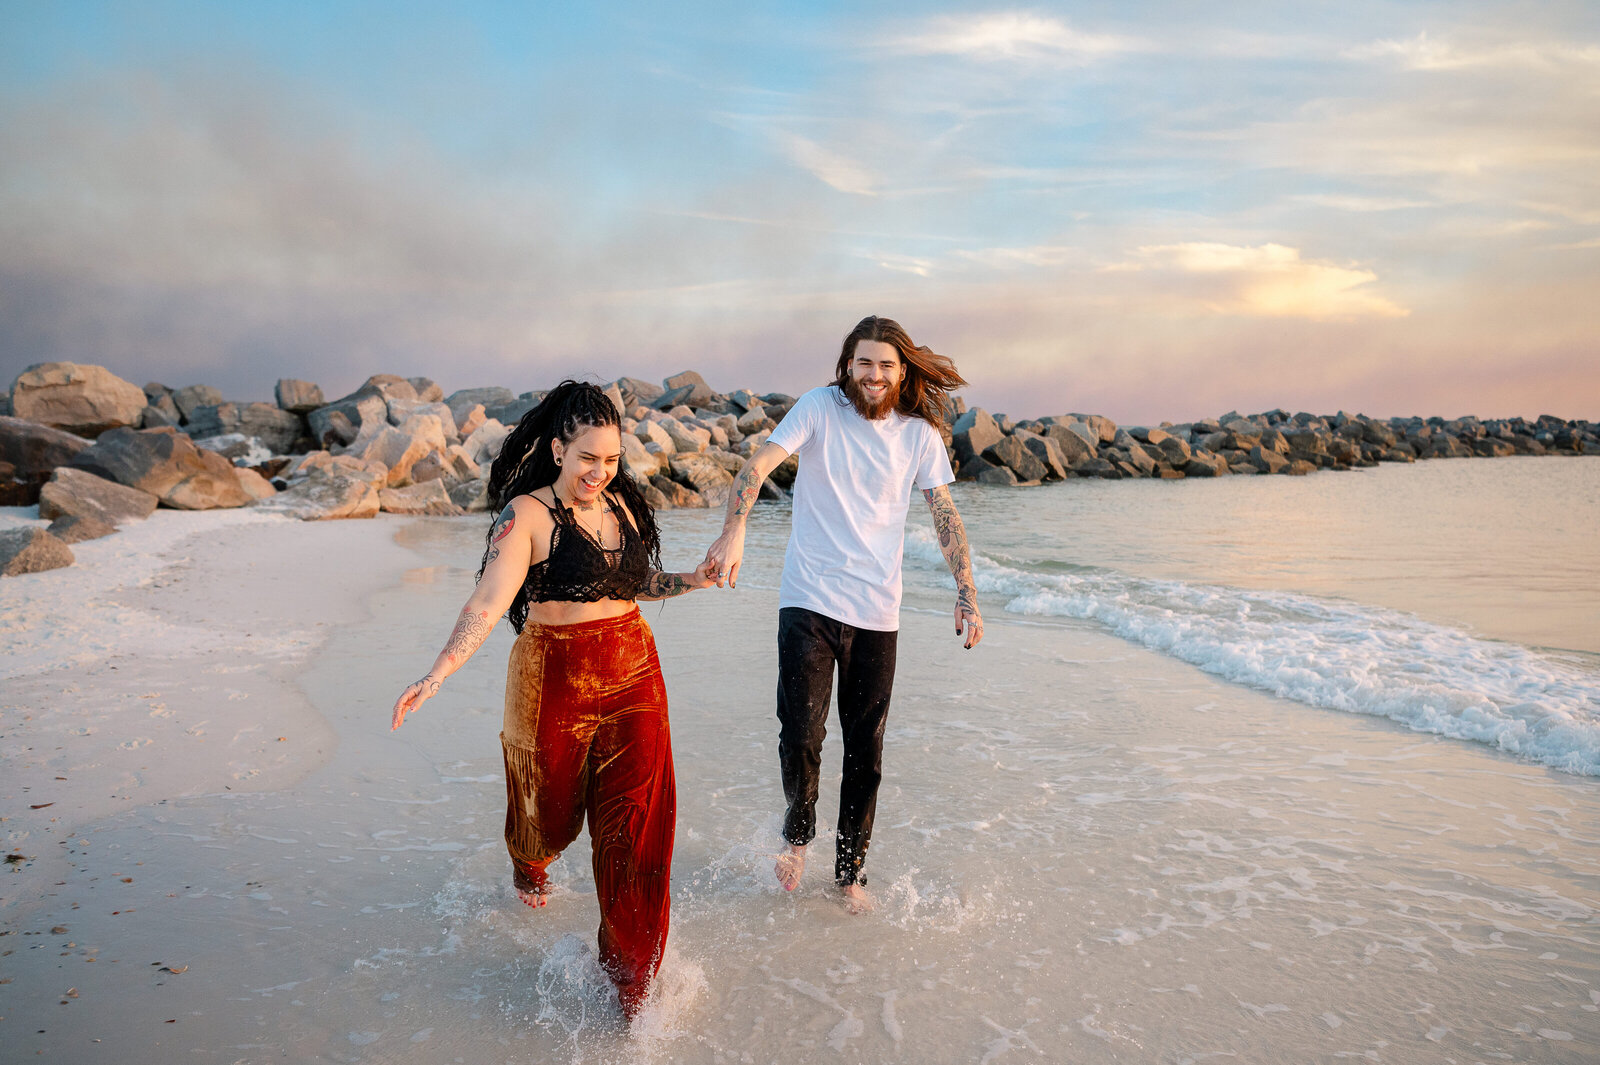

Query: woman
left=390, top=380, right=716, bottom=1018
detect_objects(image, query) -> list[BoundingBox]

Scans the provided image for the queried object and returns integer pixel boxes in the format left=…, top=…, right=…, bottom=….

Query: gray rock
left=485, top=392, right=542, bottom=426
left=446, top=387, right=516, bottom=425
left=1471, top=437, right=1516, bottom=458
left=308, top=392, right=389, bottom=448
left=275, top=379, right=325, bottom=413
left=976, top=462, right=1020, bottom=486
left=69, top=427, right=252, bottom=509
left=651, top=474, right=704, bottom=508
left=737, top=407, right=776, bottom=435
left=661, top=370, right=717, bottom=408
left=9, top=363, right=148, bottom=437
left=952, top=408, right=1003, bottom=465
left=614, top=377, right=666, bottom=406
left=407, top=377, right=444, bottom=403
left=1072, top=456, right=1121, bottom=479
left=449, top=478, right=490, bottom=512
left=262, top=467, right=381, bottom=520
left=604, top=383, right=626, bottom=419
left=140, top=403, right=181, bottom=430
left=1286, top=459, right=1318, bottom=475
left=982, top=435, right=1048, bottom=481
left=143, top=382, right=172, bottom=403
left=668, top=452, right=733, bottom=507
left=1040, top=423, right=1097, bottom=466
left=0, top=527, right=74, bottom=575
left=1015, top=429, right=1067, bottom=480
left=1121, top=441, right=1158, bottom=475
left=171, top=384, right=224, bottom=422
left=1247, top=446, right=1289, bottom=474
left=187, top=402, right=305, bottom=454
left=464, top=420, right=510, bottom=467
left=387, top=399, right=459, bottom=442
left=38, top=466, right=159, bottom=525
left=345, top=374, right=419, bottom=404
left=46, top=513, right=117, bottom=544
left=728, top=389, right=765, bottom=413
left=379, top=480, right=463, bottom=516
left=1183, top=451, right=1229, bottom=477
left=0, top=415, right=92, bottom=480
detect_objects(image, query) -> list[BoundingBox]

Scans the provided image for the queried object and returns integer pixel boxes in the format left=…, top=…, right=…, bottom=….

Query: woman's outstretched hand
left=391, top=674, right=441, bottom=731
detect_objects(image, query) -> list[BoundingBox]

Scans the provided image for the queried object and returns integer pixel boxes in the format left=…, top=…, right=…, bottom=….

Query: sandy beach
left=3, top=487, right=1599, bottom=1063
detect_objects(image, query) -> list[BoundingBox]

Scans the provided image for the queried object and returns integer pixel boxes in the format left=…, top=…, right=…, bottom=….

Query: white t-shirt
left=766, top=385, right=955, bottom=631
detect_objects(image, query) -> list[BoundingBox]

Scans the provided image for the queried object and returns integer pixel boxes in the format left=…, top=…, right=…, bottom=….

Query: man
left=704, top=315, right=982, bottom=913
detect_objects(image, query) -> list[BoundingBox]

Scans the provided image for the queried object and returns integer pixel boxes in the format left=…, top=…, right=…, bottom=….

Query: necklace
left=551, top=486, right=612, bottom=545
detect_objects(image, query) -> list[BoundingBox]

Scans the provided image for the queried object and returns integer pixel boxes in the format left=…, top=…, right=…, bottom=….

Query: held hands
left=703, top=526, right=746, bottom=589
left=391, top=674, right=441, bottom=731
left=686, top=557, right=720, bottom=590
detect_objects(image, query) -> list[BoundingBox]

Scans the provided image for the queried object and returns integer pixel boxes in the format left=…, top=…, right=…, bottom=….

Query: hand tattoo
left=415, top=673, right=442, bottom=698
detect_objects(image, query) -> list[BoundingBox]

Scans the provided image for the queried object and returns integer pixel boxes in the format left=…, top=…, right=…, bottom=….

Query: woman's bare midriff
left=523, top=596, right=637, bottom=627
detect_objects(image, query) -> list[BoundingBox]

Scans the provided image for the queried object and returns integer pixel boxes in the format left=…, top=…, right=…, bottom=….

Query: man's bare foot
left=839, top=882, right=874, bottom=915
left=516, top=886, right=548, bottom=909
left=775, top=844, right=806, bottom=891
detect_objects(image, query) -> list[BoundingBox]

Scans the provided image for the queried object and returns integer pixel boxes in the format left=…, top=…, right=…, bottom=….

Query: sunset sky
left=3, top=2, right=1596, bottom=423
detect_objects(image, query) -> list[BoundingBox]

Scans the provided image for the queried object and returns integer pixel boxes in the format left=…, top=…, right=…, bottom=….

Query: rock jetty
left=2, top=360, right=1595, bottom=576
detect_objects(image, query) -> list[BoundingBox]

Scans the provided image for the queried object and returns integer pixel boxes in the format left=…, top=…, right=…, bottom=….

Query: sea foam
left=906, top=529, right=1600, bottom=776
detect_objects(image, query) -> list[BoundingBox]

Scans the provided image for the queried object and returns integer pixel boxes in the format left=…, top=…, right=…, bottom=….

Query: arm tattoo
left=728, top=465, right=763, bottom=521
left=442, top=608, right=495, bottom=666
left=924, top=487, right=978, bottom=609
left=640, top=569, right=694, bottom=600
left=485, top=503, right=516, bottom=566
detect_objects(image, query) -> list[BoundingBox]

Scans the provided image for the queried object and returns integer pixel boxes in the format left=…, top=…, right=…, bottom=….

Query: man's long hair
left=831, top=315, right=966, bottom=428
left=478, top=380, right=661, bottom=634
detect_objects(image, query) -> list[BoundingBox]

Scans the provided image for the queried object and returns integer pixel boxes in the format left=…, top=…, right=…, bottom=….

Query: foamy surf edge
left=906, top=528, right=1600, bottom=776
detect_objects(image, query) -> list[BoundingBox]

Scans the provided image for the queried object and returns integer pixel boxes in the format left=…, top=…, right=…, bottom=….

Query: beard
left=843, top=374, right=901, bottom=420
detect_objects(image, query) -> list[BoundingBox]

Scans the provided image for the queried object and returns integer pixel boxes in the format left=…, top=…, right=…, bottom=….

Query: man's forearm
left=925, top=487, right=977, bottom=605
left=722, top=459, right=764, bottom=529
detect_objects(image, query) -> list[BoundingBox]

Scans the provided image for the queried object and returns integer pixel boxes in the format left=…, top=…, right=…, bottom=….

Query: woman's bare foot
left=839, top=882, right=874, bottom=915
left=775, top=844, right=806, bottom=891
left=516, top=886, right=548, bottom=909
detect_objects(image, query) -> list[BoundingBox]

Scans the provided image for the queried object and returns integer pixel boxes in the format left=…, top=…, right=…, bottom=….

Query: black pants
left=776, top=606, right=898, bottom=886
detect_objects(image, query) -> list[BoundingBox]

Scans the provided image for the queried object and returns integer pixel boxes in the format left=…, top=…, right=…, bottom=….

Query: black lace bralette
left=522, top=493, right=650, bottom=603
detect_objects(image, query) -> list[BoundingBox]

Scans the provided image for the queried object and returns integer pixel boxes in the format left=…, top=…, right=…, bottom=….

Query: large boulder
left=1039, top=423, right=1097, bottom=466
left=982, top=435, right=1047, bottom=482
left=263, top=467, right=381, bottom=520
left=952, top=408, right=1003, bottom=465
left=485, top=392, right=542, bottom=426
left=651, top=474, right=704, bottom=508
left=446, top=387, right=516, bottom=426
left=615, top=377, right=666, bottom=407
left=668, top=452, right=733, bottom=507
left=69, top=427, right=251, bottom=509
left=621, top=433, right=661, bottom=482
left=38, top=466, right=159, bottom=525
left=46, top=513, right=117, bottom=544
left=379, top=480, right=463, bottom=516
left=464, top=419, right=510, bottom=467
left=349, top=424, right=437, bottom=486
left=0, top=527, right=74, bottom=575
left=657, top=371, right=717, bottom=409
left=1014, top=430, right=1068, bottom=480
left=170, top=384, right=224, bottom=422
left=307, top=391, right=388, bottom=448
left=9, top=363, right=147, bottom=437
left=275, top=379, right=325, bottom=413
left=186, top=402, right=305, bottom=454
left=449, top=478, right=490, bottom=512
left=1247, top=445, right=1289, bottom=474
left=407, top=377, right=444, bottom=403
left=0, top=415, right=92, bottom=480
left=663, top=418, right=711, bottom=454
left=1183, top=450, right=1230, bottom=477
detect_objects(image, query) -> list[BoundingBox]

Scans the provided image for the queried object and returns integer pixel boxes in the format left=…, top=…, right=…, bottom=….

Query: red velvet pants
left=500, top=607, right=675, bottom=1017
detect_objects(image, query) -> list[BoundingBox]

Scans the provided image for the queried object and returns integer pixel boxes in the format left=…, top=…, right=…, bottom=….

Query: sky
left=1, top=2, right=1596, bottom=423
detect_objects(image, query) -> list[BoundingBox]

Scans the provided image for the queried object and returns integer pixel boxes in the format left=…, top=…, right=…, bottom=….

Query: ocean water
left=898, top=456, right=1600, bottom=778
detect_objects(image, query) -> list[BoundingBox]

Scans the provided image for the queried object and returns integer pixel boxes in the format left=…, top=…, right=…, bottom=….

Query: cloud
left=1346, top=31, right=1600, bottom=72
left=895, top=12, right=1145, bottom=62
left=768, top=129, right=879, bottom=195
left=1112, top=243, right=1410, bottom=320
left=1290, top=194, right=1437, bottom=212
